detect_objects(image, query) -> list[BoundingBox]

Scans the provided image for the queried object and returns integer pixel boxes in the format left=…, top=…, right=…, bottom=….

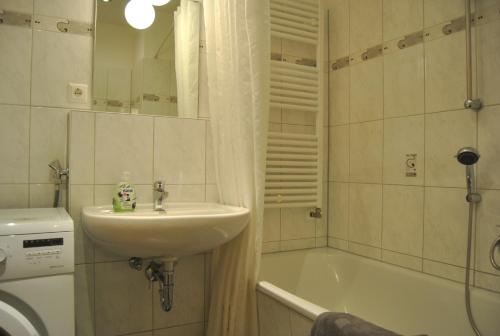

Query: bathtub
left=257, top=248, right=500, bottom=336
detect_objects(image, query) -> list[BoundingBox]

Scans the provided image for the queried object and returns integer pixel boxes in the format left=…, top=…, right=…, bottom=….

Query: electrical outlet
left=67, top=83, right=88, bottom=104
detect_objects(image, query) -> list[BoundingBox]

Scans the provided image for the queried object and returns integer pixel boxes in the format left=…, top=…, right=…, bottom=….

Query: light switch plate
left=67, top=83, right=88, bottom=104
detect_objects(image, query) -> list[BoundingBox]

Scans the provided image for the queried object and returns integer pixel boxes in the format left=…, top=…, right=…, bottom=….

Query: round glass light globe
left=125, top=0, right=156, bottom=30
left=151, top=0, right=171, bottom=5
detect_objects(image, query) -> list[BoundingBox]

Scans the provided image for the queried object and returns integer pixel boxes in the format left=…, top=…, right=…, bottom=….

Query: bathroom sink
left=81, top=203, right=250, bottom=258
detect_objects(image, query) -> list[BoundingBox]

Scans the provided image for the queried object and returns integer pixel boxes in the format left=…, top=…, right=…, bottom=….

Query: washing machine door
left=0, top=301, right=40, bottom=336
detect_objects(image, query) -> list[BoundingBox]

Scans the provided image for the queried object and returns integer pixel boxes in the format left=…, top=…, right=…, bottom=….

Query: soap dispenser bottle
left=113, top=171, right=137, bottom=212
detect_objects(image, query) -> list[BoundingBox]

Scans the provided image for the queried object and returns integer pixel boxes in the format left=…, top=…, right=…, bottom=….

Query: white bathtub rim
left=257, top=280, right=328, bottom=321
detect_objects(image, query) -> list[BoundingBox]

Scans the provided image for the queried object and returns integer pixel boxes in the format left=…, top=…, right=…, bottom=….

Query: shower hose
left=465, top=202, right=481, bottom=336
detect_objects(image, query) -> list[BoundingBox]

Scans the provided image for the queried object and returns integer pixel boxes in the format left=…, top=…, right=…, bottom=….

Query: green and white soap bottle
left=112, top=171, right=137, bottom=212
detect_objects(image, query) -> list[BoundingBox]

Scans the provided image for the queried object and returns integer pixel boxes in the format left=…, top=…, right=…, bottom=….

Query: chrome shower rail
left=464, top=0, right=482, bottom=111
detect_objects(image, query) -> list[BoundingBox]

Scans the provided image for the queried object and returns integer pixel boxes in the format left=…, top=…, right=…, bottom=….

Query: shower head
left=456, top=147, right=480, bottom=166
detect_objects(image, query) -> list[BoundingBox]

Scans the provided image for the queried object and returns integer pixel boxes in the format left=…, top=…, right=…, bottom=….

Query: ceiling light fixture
left=125, top=0, right=156, bottom=30
left=151, top=0, right=171, bottom=6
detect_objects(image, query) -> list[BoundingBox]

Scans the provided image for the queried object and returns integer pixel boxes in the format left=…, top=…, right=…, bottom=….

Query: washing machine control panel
left=0, top=231, right=74, bottom=281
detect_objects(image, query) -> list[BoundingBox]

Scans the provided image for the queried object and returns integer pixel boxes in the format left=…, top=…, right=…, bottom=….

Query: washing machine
left=0, top=208, right=74, bottom=336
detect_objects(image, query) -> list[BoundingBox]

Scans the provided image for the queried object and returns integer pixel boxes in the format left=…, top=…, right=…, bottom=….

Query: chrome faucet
left=153, top=180, right=168, bottom=211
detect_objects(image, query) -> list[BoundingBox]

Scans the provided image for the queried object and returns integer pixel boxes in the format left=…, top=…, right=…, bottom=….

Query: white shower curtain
left=203, top=0, right=269, bottom=334
left=174, top=0, right=200, bottom=118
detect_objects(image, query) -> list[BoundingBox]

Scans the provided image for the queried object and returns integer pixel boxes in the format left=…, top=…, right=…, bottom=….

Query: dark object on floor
left=310, top=312, right=411, bottom=336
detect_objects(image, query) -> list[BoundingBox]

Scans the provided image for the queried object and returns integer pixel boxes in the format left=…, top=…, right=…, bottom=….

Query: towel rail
left=266, top=0, right=323, bottom=213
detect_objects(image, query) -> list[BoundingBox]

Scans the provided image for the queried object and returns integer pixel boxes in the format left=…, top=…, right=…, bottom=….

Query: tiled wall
left=69, top=111, right=214, bottom=336
left=257, top=291, right=313, bottom=336
left=0, top=0, right=93, bottom=209
left=0, top=1, right=211, bottom=335
left=326, top=0, right=500, bottom=293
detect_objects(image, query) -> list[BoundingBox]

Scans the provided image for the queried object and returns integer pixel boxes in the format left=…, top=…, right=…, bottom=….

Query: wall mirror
left=93, top=0, right=201, bottom=118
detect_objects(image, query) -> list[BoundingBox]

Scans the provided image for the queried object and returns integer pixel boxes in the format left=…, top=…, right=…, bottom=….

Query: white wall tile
left=75, top=264, right=95, bottom=336
left=31, top=30, right=92, bottom=109
left=271, top=36, right=282, bottom=54
left=425, top=109, right=476, bottom=188
left=69, top=111, right=95, bottom=185
left=30, top=107, right=68, bottom=183
left=262, top=241, right=281, bottom=254
left=383, top=115, right=424, bottom=185
left=348, top=183, right=382, bottom=247
left=424, top=32, right=466, bottom=113
left=316, top=236, right=327, bottom=247
left=382, top=185, right=424, bottom=256
left=350, top=58, right=383, bottom=123
left=349, top=0, right=382, bottom=52
left=477, top=20, right=500, bottom=106
left=328, top=0, right=350, bottom=60
left=382, top=250, right=422, bottom=271
left=349, top=121, right=383, bottom=183
left=474, top=271, right=500, bottom=293
left=478, top=105, right=500, bottom=189
left=153, top=323, right=205, bottom=336
left=328, top=237, right=348, bottom=250
left=0, top=0, right=33, bottom=12
left=69, top=184, right=95, bottom=265
left=0, top=105, right=29, bottom=183
left=34, top=0, right=95, bottom=23
left=329, top=125, right=349, bottom=181
left=263, top=208, right=281, bottom=242
left=282, top=110, right=315, bottom=126
left=0, top=25, right=31, bottom=105
left=423, top=259, right=466, bottom=283
left=94, top=113, right=154, bottom=184
left=329, top=67, right=350, bottom=125
left=423, top=187, right=469, bottom=267
left=383, top=0, right=423, bottom=41
left=423, top=0, right=465, bottom=27
left=384, top=45, right=424, bottom=118
left=205, top=184, right=219, bottom=202
left=154, top=118, right=206, bottom=184
left=475, top=189, right=500, bottom=276
left=282, top=40, right=316, bottom=60
left=348, top=241, right=382, bottom=260
left=29, top=183, right=55, bottom=208
left=329, top=182, right=349, bottom=240
left=95, top=261, right=152, bottom=336
left=280, top=238, right=316, bottom=251
left=205, top=123, right=216, bottom=184
left=167, top=184, right=205, bottom=202
left=127, top=332, right=152, bottom=336
left=0, top=184, right=29, bottom=208
left=281, top=208, right=316, bottom=240
left=282, top=124, right=315, bottom=135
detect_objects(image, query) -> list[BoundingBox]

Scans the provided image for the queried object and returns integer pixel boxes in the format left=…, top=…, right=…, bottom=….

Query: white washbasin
left=82, top=202, right=250, bottom=258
